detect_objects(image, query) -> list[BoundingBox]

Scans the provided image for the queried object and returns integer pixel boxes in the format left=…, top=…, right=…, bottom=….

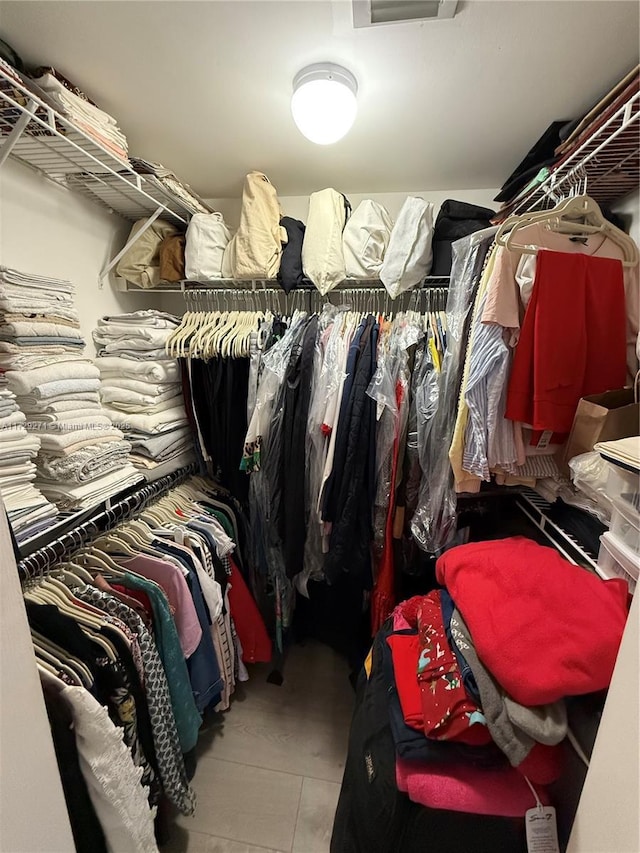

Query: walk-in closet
left=0, top=2, right=638, bottom=852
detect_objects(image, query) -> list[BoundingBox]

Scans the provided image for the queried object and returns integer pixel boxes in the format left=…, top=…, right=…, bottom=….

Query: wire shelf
left=516, top=489, right=602, bottom=574
left=0, top=65, right=193, bottom=226
left=509, top=84, right=639, bottom=216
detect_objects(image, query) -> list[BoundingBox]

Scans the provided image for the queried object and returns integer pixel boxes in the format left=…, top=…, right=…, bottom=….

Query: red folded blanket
left=436, top=537, right=629, bottom=705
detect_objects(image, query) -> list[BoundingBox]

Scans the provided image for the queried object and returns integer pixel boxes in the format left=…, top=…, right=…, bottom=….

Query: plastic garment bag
left=367, top=314, right=422, bottom=578
left=244, top=314, right=309, bottom=650
left=298, top=305, right=341, bottom=595
left=410, top=229, right=497, bottom=554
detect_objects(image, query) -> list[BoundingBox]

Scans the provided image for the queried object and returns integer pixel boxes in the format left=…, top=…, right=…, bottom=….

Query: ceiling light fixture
left=291, top=63, right=358, bottom=145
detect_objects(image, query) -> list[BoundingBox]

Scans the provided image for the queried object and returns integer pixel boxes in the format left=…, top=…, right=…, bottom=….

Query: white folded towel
left=100, top=377, right=180, bottom=397
left=6, top=361, right=98, bottom=395
left=29, top=415, right=114, bottom=433
left=99, top=310, right=179, bottom=327
left=21, top=398, right=102, bottom=415
left=0, top=411, right=26, bottom=428
left=106, top=394, right=183, bottom=415
left=28, top=408, right=107, bottom=423
left=0, top=266, right=74, bottom=293
left=23, top=378, right=102, bottom=401
left=0, top=321, right=83, bottom=339
left=93, top=326, right=172, bottom=348
left=37, top=464, right=143, bottom=508
left=39, top=427, right=124, bottom=453
left=105, top=405, right=188, bottom=434
left=96, top=357, right=180, bottom=383
left=100, top=386, right=181, bottom=408
left=0, top=434, right=41, bottom=456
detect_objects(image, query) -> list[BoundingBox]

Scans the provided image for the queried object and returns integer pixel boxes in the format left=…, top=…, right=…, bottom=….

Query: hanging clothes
left=23, top=474, right=271, bottom=843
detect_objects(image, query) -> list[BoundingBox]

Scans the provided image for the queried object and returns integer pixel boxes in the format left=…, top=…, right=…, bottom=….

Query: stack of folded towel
left=30, top=68, right=128, bottom=163
left=0, top=382, right=57, bottom=543
left=5, top=359, right=142, bottom=511
left=94, top=311, right=195, bottom=479
left=0, top=267, right=142, bottom=515
left=0, top=266, right=85, bottom=355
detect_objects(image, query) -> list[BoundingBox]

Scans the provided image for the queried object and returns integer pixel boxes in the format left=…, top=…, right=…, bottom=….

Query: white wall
left=0, top=504, right=74, bottom=852
left=206, top=187, right=498, bottom=230
left=567, top=592, right=639, bottom=853
left=0, top=158, right=154, bottom=355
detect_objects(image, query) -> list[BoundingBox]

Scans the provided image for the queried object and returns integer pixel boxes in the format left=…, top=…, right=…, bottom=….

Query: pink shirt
left=123, top=553, right=202, bottom=658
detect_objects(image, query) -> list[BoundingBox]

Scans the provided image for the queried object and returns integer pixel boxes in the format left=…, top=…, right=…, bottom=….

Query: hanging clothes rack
left=181, top=276, right=450, bottom=315
left=17, top=462, right=197, bottom=581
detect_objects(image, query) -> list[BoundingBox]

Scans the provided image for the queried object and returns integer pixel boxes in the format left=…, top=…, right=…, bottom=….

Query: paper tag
left=536, top=430, right=553, bottom=449
left=525, top=806, right=560, bottom=853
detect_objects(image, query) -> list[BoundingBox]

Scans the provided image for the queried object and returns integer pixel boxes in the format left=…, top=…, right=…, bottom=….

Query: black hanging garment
left=190, top=356, right=250, bottom=503
left=324, top=317, right=377, bottom=588
left=281, top=315, right=319, bottom=578
left=278, top=217, right=306, bottom=293
left=431, top=200, right=495, bottom=276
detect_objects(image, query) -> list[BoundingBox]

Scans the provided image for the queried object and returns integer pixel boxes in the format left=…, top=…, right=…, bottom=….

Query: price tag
left=536, top=430, right=553, bottom=449
left=525, top=805, right=560, bottom=853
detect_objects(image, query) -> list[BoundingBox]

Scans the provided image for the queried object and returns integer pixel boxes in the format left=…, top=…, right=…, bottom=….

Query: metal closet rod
left=17, top=463, right=197, bottom=581
left=182, top=279, right=451, bottom=314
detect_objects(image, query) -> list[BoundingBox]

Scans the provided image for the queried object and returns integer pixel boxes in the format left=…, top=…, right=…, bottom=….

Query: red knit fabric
left=505, top=250, right=626, bottom=436
left=227, top=556, right=272, bottom=664
left=436, top=538, right=629, bottom=705
left=388, top=597, right=491, bottom=746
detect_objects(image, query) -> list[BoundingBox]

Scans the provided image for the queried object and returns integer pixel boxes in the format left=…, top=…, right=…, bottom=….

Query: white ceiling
left=0, top=1, right=638, bottom=198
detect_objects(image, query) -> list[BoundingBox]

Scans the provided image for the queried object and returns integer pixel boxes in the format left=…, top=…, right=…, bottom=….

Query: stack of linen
left=0, top=382, right=57, bottom=543
left=31, top=68, right=129, bottom=163
left=94, top=310, right=195, bottom=480
left=0, top=267, right=141, bottom=514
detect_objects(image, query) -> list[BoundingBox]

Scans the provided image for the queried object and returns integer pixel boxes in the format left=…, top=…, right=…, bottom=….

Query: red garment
left=416, top=593, right=491, bottom=746
left=396, top=756, right=551, bottom=817
left=517, top=742, right=564, bottom=785
left=227, top=556, right=272, bottom=664
left=371, top=381, right=405, bottom=634
left=436, top=537, right=629, bottom=706
left=386, top=632, right=424, bottom=731
left=388, top=597, right=490, bottom=746
left=506, top=250, right=627, bottom=436
left=112, top=583, right=153, bottom=620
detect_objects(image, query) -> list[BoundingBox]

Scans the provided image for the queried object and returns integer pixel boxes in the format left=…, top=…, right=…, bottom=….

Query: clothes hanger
left=52, top=560, right=94, bottom=585
left=190, top=310, right=221, bottom=358
left=498, top=195, right=639, bottom=267
left=36, top=654, right=72, bottom=683
left=33, top=641, right=85, bottom=686
left=32, top=630, right=93, bottom=687
left=75, top=547, right=122, bottom=575
left=91, top=532, right=138, bottom=557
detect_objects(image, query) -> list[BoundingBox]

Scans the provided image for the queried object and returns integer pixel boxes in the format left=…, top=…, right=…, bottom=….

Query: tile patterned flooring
left=163, top=642, right=355, bottom=853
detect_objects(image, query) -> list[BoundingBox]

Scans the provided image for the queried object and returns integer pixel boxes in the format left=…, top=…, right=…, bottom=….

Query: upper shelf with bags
left=113, top=172, right=494, bottom=298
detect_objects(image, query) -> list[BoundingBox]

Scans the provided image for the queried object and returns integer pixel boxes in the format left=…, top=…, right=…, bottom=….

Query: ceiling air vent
left=353, top=0, right=458, bottom=27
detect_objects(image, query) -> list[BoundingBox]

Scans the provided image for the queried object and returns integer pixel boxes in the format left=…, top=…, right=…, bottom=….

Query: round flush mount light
left=291, top=63, right=358, bottom=145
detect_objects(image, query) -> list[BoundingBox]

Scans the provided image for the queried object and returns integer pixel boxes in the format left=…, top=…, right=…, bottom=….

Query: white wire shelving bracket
left=510, top=87, right=639, bottom=216
left=0, top=65, right=199, bottom=284
left=516, top=489, right=602, bottom=575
